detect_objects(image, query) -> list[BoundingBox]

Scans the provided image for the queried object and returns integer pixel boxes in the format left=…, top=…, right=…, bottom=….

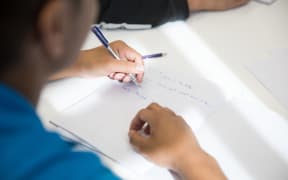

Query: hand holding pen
left=105, top=41, right=145, bottom=83
left=91, top=26, right=166, bottom=85
left=92, top=26, right=143, bottom=86
left=50, top=28, right=165, bottom=81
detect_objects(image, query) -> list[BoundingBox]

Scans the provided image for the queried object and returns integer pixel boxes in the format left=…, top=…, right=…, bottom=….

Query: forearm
left=172, top=150, right=227, bottom=180
left=49, top=65, right=79, bottom=80
left=49, top=50, right=93, bottom=81
left=187, top=0, right=250, bottom=11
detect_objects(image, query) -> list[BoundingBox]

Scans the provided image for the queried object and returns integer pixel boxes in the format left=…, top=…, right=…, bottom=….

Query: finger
left=130, top=118, right=147, bottom=131
left=129, top=130, right=148, bottom=148
left=118, top=73, right=126, bottom=83
left=108, top=75, right=113, bottom=79
left=163, top=107, right=176, bottom=116
left=146, top=103, right=162, bottom=111
left=109, top=59, right=144, bottom=74
left=138, top=108, right=158, bottom=126
left=136, top=72, right=144, bottom=83
left=144, top=124, right=151, bottom=135
left=116, top=43, right=143, bottom=65
left=110, top=41, right=131, bottom=59
left=130, top=109, right=149, bottom=131
left=113, top=73, right=125, bottom=81
left=130, top=109, right=156, bottom=131
left=122, top=75, right=131, bottom=83
left=108, top=73, right=116, bottom=80
left=108, top=73, right=112, bottom=79
left=126, top=52, right=145, bottom=83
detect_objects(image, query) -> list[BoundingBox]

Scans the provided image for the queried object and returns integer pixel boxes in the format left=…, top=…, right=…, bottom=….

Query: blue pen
left=92, top=26, right=140, bottom=86
left=142, top=53, right=167, bottom=59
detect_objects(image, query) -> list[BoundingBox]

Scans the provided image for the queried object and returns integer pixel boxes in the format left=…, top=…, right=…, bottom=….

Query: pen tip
left=162, top=53, right=168, bottom=57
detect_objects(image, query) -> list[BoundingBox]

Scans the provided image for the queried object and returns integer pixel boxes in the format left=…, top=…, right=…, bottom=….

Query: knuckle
left=163, top=107, right=171, bottom=112
left=138, top=109, right=148, bottom=117
left=139, top=109, right=146, bottom=113
left=150, top=103, right=159, bottom=109
left=176, top=115, right=184, bottom=120
left=163, top=107, right=175, bottom=115
left=114, top=40, right=123, bottom=45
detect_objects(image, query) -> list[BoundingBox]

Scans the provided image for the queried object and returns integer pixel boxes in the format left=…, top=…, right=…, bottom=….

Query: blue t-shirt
left=0, top=83, right=120, bottom=180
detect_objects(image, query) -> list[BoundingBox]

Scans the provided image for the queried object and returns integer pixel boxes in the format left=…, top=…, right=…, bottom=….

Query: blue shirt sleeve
left=0, top=84, right=120, bottom=180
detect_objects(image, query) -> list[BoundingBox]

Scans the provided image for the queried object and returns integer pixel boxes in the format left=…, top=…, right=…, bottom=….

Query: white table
left=38, top=1, right=288, bottom=179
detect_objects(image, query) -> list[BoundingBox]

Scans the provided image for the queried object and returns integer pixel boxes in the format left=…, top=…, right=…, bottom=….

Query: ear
left=36, top=0, right=67, bottom=60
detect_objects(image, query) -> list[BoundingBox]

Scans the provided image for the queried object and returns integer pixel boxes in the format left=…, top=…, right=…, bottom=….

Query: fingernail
left=115, top=73, right=124, bottom=80
left=136, top=65, right=144, bottom=72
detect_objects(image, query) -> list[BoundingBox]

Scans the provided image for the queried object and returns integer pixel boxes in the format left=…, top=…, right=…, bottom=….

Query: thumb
left=109, top=60, right=144, bottom=74
left=129, top=130, right=148, bottom=149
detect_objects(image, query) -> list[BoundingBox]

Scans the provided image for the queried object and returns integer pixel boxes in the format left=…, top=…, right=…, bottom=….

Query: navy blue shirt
left=0, top=83, right=120, bottom=180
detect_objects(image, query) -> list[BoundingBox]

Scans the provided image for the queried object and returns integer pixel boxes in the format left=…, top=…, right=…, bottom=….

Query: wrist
left=172, top=148, right=207, bottom=170
left=172, top=148, right=226, bottom=180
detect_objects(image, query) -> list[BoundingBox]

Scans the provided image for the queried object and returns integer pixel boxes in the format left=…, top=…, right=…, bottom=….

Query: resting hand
left=188, top=0, right=250, bottom=11
left=129, top=103, right=200, bottom=168
left=129, top=103, right=227, bottom=180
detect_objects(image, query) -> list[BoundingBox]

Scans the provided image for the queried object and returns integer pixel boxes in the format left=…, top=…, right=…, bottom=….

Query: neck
left=0, top=62, right=48, bottom=107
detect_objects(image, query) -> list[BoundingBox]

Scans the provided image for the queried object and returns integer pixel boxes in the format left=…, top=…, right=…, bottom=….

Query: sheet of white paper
left=52, top=67, right=226, bottom=175
left=41, top=78, right=107, bottom=112
left=247, top=49, right=288, bottom=110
